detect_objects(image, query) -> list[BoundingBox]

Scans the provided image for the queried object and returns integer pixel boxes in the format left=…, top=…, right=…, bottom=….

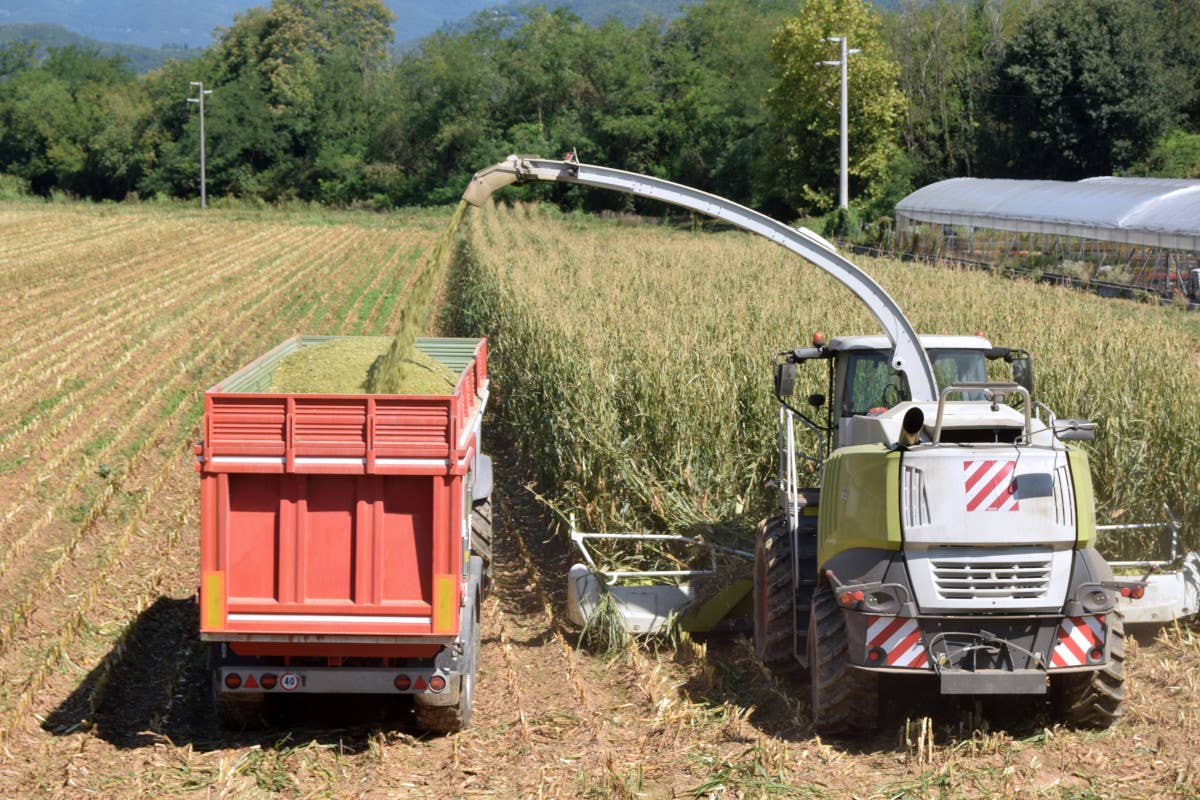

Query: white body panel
left=901, top=445, right=1077, bottom=612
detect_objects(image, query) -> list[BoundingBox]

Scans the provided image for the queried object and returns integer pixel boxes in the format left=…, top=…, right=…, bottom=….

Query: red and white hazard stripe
left=962, top=459, right=1020, bottom=512
left=1049, top=615, right=1106, bottom=667
left=865, top=615, right=930, bottom=669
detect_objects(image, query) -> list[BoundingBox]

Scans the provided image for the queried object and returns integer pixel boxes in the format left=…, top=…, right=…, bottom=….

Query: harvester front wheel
left=1051, top=612, right=1126, bottom=728
left=754, top=515, right=804, bottom=679
left=808, top=585, right=878, bottom=735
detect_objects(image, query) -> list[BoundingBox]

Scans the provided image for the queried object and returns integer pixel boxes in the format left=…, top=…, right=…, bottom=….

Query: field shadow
left=685, top=639, right=1054, bottom=753
left=42, top=595, right=430, bottom=754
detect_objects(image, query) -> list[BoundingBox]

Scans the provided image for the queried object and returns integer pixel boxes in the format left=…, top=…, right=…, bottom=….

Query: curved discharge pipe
left=463, top=154, right=937, bottom=402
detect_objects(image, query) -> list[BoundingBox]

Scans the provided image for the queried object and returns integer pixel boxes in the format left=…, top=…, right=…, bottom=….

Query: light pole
left=818, top=37, right=860, bottom=210
left=186, top=81, right=212, bottom=209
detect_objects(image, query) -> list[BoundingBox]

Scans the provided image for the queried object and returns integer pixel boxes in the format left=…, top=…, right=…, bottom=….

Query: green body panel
left=1068, top=447, right=1097, bottom=547
left=680, top=579, right=753, bottom=632
left=817, top=445, right=902, bottom=566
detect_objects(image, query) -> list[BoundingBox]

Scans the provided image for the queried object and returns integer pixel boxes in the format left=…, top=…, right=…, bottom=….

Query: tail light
left=259, top=673, right=277, bottom=690
left=224, top=673, right=242, bottom=690
left=394, top=675, right=411, bottom=691
left=428, top=675, right=447, bottom=692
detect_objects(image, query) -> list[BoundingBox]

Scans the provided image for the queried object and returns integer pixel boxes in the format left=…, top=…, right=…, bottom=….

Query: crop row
left=0, top=202, right=436, bottom=736
left=452, top=203, right=1200, bottom=557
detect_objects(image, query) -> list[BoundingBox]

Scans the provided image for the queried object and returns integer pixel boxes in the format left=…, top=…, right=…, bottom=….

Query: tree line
left=0, top=0, right=1196, bottom=222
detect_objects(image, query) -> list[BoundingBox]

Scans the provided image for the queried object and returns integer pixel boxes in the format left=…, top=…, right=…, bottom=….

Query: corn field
left=453, top=202, right=1200, bottom=559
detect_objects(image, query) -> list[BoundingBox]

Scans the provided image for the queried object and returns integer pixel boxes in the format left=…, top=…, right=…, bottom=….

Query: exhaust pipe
left=898, top=407, right=924, bottom=448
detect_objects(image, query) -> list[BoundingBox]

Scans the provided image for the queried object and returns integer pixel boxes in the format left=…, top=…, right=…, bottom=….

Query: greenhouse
left=894, top=177, right=1200, bottom=300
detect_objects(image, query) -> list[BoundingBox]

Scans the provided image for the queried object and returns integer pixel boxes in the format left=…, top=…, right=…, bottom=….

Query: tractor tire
left=471, top=497, right=493, bottom=596
left=808, top=584, right=878, bottom=735
left=754, top=515, right=804, bottom=679
left=415, top=599, right=480, bottom=735
left=1051, top=612, right=1126, bottom=728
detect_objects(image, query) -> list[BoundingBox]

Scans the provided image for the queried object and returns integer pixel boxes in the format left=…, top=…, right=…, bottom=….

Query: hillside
left=0, top=24, right=195, bottom=73
left=0, top=0, right=694, bottom=49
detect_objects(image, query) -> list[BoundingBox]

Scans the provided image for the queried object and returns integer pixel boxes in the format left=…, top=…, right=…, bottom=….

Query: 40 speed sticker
left=279, top=672, right=300, bottom=691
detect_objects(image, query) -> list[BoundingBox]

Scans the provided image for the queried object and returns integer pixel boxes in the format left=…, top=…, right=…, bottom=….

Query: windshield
left=841, top=348, right=987, bottom=416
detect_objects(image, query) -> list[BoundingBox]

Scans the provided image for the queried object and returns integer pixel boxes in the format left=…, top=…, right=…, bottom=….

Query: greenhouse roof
left=895, top=177, right=1200, bottom=251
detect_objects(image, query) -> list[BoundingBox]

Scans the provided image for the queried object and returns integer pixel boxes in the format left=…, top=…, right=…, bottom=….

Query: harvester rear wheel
left=471, top=497, right=494, bottom=595
left=808, top=585, right=878, bottom=735
left=1051, top=612, right=1126, bottom=728
left=754, top=515, right=804, bottom=679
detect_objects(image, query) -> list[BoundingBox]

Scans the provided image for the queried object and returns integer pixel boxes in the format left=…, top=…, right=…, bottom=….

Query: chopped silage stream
left=268, top=338, right=456, bottom=394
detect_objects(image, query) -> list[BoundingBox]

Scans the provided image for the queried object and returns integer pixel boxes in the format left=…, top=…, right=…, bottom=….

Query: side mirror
left=1054, top=419, right=1096, bottom=441
left=807, top=393, right=826, bottom=409
left=774, top=362, right=797, bottom=397
left=1011, top=354, right=1034, bottom=397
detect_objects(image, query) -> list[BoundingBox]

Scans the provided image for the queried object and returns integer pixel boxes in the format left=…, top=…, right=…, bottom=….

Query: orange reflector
left=260, top=673, right=277, bottom=690
left=1132, top=586, right=1145, bottom=599
left=839, top=592, right=854, bottom=607
left=433, top=574, right=456, bottom=634
left=202, top=571, right=225, bottom=631
left=429, top=675, right=447, bottom=692
left=224, top=673, right=242, bottom=690
left=394, top=674, right=411, bottom=691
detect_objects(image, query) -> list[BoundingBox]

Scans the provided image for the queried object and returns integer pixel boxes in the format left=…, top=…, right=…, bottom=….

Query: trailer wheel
left=754, top=515, right=804, bottom=679
left=471, top=498, right=493, bottom=595
left=1051, top=612, right=1126, bottom=728
left=415, top=601, right=480, bottom=734
left=808, top=585, right=878, bottom=735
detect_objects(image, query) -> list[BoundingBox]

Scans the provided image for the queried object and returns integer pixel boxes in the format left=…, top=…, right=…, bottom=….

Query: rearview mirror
left=1054, top=419, right=1096, bottom=441
left=1011, top=354, right=1034, bottom=397
left=774, top=362, right=796, bottom=397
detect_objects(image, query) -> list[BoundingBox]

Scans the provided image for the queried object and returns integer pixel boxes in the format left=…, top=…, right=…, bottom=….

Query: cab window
left=841, top=348, right=987, bottom=416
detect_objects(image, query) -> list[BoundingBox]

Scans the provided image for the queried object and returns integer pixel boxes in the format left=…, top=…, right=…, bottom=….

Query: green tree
left=988, top=0, right=1173, bottom=178
left=764, top=0, right=906, bottom=216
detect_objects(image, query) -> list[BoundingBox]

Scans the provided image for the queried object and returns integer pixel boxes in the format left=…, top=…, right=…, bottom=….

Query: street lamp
left=818, top=37, right=860, bottom=210
left=186, top=81, right=213, bottom=209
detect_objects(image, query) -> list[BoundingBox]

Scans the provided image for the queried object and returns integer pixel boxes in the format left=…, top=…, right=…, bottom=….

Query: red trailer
left=197, top=335, right=492, bottom=732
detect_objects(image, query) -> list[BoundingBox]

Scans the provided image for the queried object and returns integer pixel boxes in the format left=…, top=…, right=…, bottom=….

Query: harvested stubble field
left=0, top=198, right=1196, bottom=799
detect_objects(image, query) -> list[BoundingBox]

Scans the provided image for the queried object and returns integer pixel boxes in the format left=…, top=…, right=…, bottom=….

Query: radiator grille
left=931, top=550, right=1052, bottom=600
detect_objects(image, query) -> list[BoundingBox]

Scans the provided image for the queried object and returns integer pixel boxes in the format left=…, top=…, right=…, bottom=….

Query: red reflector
left=1120, top=586, right=1131, bottom=597
left=244, top=674, right=259, bottom=690
left=867, top=648, right=882, bottom=662
left=394, top=674, right=411, bottom=691
left=413, top=676, right=428, bottom=691
left=853, top=590, right=864, bottom=602
left=260, top=673, right=277, bottom=690
left=224, top=673, right=242, bottom=690
left=1089, top=648, right=1103, bottom=662
left=1132, top=586, right=1145, bottom=599
left=429, top=675, right=447, bottom=692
